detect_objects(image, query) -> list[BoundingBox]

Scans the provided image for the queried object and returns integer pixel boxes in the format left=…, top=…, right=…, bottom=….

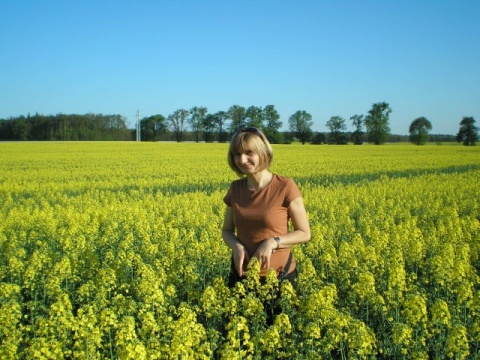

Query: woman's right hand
left=232, top=244, right=249, bottom=277
left=223, top=206, right=250, bottom=276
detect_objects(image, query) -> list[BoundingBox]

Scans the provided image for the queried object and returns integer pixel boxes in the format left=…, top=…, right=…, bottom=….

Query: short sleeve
left=284, top=179, right=302, bottom=207
left=223, top=185, right=233, bottom=207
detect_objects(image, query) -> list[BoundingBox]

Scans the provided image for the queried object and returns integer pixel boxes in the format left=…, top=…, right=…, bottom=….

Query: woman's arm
left=279, top=196, right=311, bottom=247
left=255, top=196, right=311, bottom=269
left=222, top=206, right=249, bottom=276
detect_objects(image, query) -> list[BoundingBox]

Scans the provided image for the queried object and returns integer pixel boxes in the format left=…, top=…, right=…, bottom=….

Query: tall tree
left=213, top=111, right=228, bottom=142
left=245, top=106, right=263, bottom=128
left=140, top=116, right=155, bottom=141
left=203, top=113, right=216, bottom=142
left=13, top=116, right=29, bottom=140
left=456, top=116, right=478, bottom=146
left=262, top=105, right=282, bottom=143
left=364, top=102, right=392, bottom=145
left=150, top=114, right=167, bottom=141
left=189, top=106, right=208, bottom=142
left=350, top=114, right=364, bottom=145
left=168, top=109, right=189, bottom=142
left=153, top=115, right=168, bottom=140
left=409, top=117, right=432, bottom=145
left=288, top=110, right=313, bottom=145
left=141, top=114, right=167, bottom=141
left=227, top=105, right=247, bottom=134
left=326, top=115, right=347, bottom=144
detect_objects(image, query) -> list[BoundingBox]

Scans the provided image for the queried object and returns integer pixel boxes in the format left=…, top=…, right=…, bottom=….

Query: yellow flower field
left=1, top=142, right=479, bottom=359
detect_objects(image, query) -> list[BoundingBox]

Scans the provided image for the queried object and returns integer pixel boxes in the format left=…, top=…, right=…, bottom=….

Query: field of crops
left=1, top=141, right=479, bottom=359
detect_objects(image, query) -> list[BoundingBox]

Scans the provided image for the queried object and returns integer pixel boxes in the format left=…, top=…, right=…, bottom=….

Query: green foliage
left=0, top=113, right=131, bottom=141
left=140, top=114, right=167, bottom=141
left=364, top=102, right=392, bottom=145
left=168, top=109, right=189, bottom=142
left=311, top=132, right=326, bottom=145
left=350, top=114, right=365, bottom=145
left=189, top=106, right=208, bottom=143
left=227, top=105, right=247, bottom=133
left=326, top=116, right=347, bottom=144
left=409, top=116, right=432, bottom=145
left=288, top=110, right=313, bottom=145
left=456, top=116, right=478, bottom=146
left=245, top=106, right=263, bottom=129
left=262, top=105, right=282, bottom=143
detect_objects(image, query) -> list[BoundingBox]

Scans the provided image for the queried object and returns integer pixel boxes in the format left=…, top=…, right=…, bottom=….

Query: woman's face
left=233, top=148, right=261, bottom=175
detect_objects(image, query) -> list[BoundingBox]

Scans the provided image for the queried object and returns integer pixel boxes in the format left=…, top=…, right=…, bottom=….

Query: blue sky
left=1, top=1, right=479, bottom=135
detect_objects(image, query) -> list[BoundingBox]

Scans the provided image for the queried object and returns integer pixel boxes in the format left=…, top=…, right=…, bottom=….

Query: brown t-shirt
left=223, top=174, right=302, bottom=276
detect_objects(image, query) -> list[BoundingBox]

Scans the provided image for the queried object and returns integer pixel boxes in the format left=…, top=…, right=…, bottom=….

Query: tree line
left=141, top=102, right=477, bottom=145
left=0, top=113, right=131, bottom=141
left=1, top=103, right=477, bottom=145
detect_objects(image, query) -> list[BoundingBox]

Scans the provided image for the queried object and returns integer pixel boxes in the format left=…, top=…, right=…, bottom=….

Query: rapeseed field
left=1, top=142, right=479, bottom=359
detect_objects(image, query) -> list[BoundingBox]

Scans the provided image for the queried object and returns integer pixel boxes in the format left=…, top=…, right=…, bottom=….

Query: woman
left=222, top=127, right=311, bottom=287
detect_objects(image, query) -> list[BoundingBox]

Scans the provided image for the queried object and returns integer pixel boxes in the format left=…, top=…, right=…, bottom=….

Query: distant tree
left=213, top=111, right=229, bottom=142
left=350, top=114, right=364, bottom=145
left=0, top=113, right=130, bottom=141
left=153, top=115, right=168, bottom=140
left=262, top=105, right=282, bottom=143
left=28, top=113, right=49, bottom=140
left=288, top=110, right=313, bottom=145
left=429, top=134, right=456, bottom=143
left=326, top=115, right=347, bottom=144
left=189, top=106, right=208, bottom=142
left=141, top=114, right=167, bottom=141
left=311, top=132, right=326, bottom=144
left=227, top=105, right=247, bottom=134
left=147, top=115, right=165, bottom=141
left=168, top=109, right=189, bottom=142
left=364, top=102, right=391, bottom=145
left=409, top=117, right=432, bottom=145
left=13, top=116, right=29, bottom=140
left=203, top=113, right=216, bottom=142
left=456, top=116, right=478, bottom=146
left=0, top=119, right=13, bottom=140
left=245, top=106, right=263, bottom=128
left=140, top=117, right=154, bottom=141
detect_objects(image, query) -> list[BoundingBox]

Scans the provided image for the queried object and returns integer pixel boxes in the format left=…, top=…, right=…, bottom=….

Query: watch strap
left=274, top=236, right=281, bottom=249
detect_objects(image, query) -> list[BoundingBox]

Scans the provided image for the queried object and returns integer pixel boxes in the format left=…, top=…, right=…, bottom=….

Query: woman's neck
left=246, top=170, right=272, bottom=191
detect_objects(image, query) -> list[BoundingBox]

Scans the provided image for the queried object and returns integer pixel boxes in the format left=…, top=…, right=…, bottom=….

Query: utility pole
left=136, top=110, right=140, bottom=142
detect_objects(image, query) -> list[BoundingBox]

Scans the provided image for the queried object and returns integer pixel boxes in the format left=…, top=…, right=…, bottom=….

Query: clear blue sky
left=1, top=1, right=479, bottom=135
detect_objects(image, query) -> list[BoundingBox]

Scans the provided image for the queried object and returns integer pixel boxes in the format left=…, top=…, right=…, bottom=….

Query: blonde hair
left=227, top=128, right=273, bottom=176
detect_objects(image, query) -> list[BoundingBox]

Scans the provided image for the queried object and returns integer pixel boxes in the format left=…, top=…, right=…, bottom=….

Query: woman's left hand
left=253, top=238, right=277, bottom=270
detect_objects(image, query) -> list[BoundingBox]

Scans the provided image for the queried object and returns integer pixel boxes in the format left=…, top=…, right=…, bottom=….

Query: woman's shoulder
left=272, top=174, right=296, bottom=185
left=272, top=174, right=300, bottom=194
left=229, top=177, right=247, bottom=188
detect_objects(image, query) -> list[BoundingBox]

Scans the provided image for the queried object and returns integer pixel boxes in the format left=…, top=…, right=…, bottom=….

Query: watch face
left=274, top=237, right=280, bottom=248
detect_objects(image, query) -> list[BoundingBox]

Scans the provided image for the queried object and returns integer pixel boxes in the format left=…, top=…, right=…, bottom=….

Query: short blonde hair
left=227, top=128, right=273, bottom=176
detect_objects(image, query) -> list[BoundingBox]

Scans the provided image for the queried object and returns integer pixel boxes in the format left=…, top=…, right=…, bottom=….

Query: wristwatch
left=274, top=236, right=281, bottom=249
